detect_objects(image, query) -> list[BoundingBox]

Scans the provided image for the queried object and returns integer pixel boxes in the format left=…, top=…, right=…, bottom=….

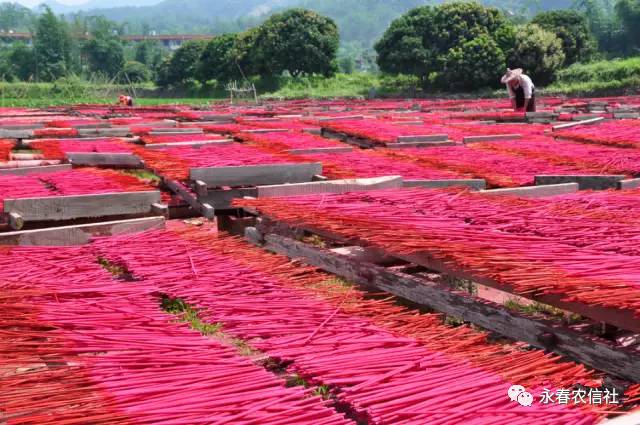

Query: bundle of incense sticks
left=91, top=224, right=611, bottom=425
left=237, top=188, right=640, bottom=317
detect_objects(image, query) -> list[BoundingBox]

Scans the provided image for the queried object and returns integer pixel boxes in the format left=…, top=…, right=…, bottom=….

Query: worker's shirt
left=506, top=75, right=535, bottom=99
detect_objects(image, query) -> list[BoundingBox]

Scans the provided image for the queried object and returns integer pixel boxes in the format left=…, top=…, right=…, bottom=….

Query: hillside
left=67, top=0, right=574, bottom=46
left=3, top=0, right=576, bottom=46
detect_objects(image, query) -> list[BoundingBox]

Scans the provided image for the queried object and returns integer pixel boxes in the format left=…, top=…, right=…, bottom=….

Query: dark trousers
left=515, top=87, right=536, bottom=112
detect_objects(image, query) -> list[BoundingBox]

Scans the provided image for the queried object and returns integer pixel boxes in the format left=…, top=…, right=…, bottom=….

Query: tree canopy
left=508, top=23, right=565, bottom=84
left=375, top=2, right=514, bottom=89
left=532, top=10, right=596, bottom=65
left=251, top=9, right=339, bottom=77
left=33, top=7, right=75, bottom=81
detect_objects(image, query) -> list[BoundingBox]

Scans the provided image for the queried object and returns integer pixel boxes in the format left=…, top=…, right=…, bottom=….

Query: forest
left=0, top=0, right=639, bottom=99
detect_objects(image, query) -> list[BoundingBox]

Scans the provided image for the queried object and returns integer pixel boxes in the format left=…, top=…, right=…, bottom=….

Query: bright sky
left=15, top=0, right=89, bottom=6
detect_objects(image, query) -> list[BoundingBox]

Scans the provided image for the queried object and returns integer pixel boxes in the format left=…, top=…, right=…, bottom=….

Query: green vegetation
left=504, top=298, right=583, bottom=324
left=508, top=23, right=565, bottom=84
left=546, top=57, right=640, bottom=94
left=531, top=10, right=596, bottom=65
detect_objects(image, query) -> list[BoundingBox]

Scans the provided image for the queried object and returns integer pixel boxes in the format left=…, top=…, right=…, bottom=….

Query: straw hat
left=500, top=68, right=522, bottom=84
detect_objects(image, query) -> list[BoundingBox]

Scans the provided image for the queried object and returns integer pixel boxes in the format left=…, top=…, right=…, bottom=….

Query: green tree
left=82, top=38, right=125, bottom=78
left=375, top=2, right=513, bottom=89
left=616, top=0, right=640, bottom=54
left=156, top=40, right=206, bottom=87
left=532, top=10, right=596, bottom=65
left=8, top=42, right=35, bottom=81
left=252, top=8, right=339, bottom=77
left=82, top=16, right=125, bottom=78
left=440, top=35, right=505, bottom=90
left=121, top=60, right=151, bottom=83
left=508, top=24, right=565, bottom=84
left=197, top=33, right=243, bottom=83
left=33, top=6, right=74, bottom=81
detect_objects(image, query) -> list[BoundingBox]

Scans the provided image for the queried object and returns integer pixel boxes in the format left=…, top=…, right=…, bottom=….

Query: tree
left=33, top=6, right=74, bottom=81
left=375, top=2, right=513, bottom=89
left=82, top=16, right=125, bottom=78
left=616, top=0, right=640, bottom=54
left=252, top=9, right=339, bottom=77
left=121, top=60, right=151, bottom=83
left=440, top=35, right=505, bottom=91
left=156, top=40, right=206, bottom=87
left=8, top=42, right=35, bottom=81
left=532, top=10, right=596, bottom=65
left=508, top=24, right=565, bottom=84
left=197, top=33, right=243, bottom=83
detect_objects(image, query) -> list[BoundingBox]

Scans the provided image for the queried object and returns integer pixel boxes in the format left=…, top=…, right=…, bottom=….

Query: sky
left=15, top=0, right=90, bottom=5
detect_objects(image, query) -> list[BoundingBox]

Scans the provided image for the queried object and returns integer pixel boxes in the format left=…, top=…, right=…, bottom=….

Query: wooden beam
left=462, top=134, right=522, bottom=144
left=0, top=160, right=62, bottom=169
left=552, top=117, right=604, bottom=131
left=65, top=152, right=144, bottom=168
left=4, top=190, right=161, bottom=222
left=190, top=163, right=322, bottom=187
left=318, top=115, right=364, bottom=121
left=148, top=129, right=203, bottom=136
left=256, top=176, right=403, bottom=198
left=256, top=232, right=640, bottom=382
left=288, top=147, right=353, bottom=155
left=255, top=216, right=640, bottom=334
left=0, top=217, right=165, bottom=246
left=144, top=139, right=233, bottom=149
left=618, top=178, right=640, bottom=190
left=78, top=128, right=131, bottom=137
left=198, top=188, right=258, bottom=209
left=0, top=164, right=72, bottom=176
left=163, top=179, right=215, bottom=219
left=534, top=175, right=625, bottom=190
left=386, top=141, right=456, bottom=149
left=239, top=129, right=290, bottom=133
left=399, top=250, right=640, bottom=334
left=482, top=183, right=579, bottom=198
left=396, top=134, right=448, bottom=143
left=404, top=179, right=486, bottom=190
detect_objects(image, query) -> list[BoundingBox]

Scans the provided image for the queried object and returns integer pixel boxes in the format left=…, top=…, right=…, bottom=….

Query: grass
left=545, top=57, right=640, bottom=96
left=120, top=169, right=161, bottom=183
left=160, top=295, right=258, bottom=356
left=504, top=298, right=583, bottom=324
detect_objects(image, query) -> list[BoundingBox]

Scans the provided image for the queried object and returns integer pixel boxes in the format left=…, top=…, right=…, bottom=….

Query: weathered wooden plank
left=239, top=129, right=290, bottom=133
left=256, top=176, right=403, bottom=198
left=482, top=183, right=579, bottom=198
left=0, top=217, right=165, bottom=246
left=10, top=153, right=44, bottom=160
left=0, top=123, right=44, bottom=130
left=552, top=117, right=604, bottom=131
left=288, top=147, right=353, bottom=155
left=257, top=232, right=640, bottom=382
left=198, top=188, right=258, bottom=209
left=302, top=128, right=322, bottom=135
left=396, top=134, right=448, bottom=143
left=0, top=164, right=72, bottom=176
left=462, top=134, right=522, bottom=144
left=403, top=179, right=486, bottom=190
left=0, top=129, right=33, bottom=139
left=399, top=250, right=640, bottom=333
left=163, top=179, right=215, bottom=219
left=534, top=175, right=625, bottom=190
left=618, top=178, right=640, bottom=190
left=190, top=163, right=322, bottom=187
left=613, top=112, right=640, bottom=119
left=386, top=141, right=456, bottom=149
left=4, top=190, right=161, bottom=222
left=318, top=115, right=364, bottom=121
left=77, top=127, right=131, bottom=137
left=148, top=129, right=203, bottom=136
left=65, top=152, right=144, bottom=168
left=0, top=160, right=62, bottom=169
left=144, top=139, right=233, bottom=149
